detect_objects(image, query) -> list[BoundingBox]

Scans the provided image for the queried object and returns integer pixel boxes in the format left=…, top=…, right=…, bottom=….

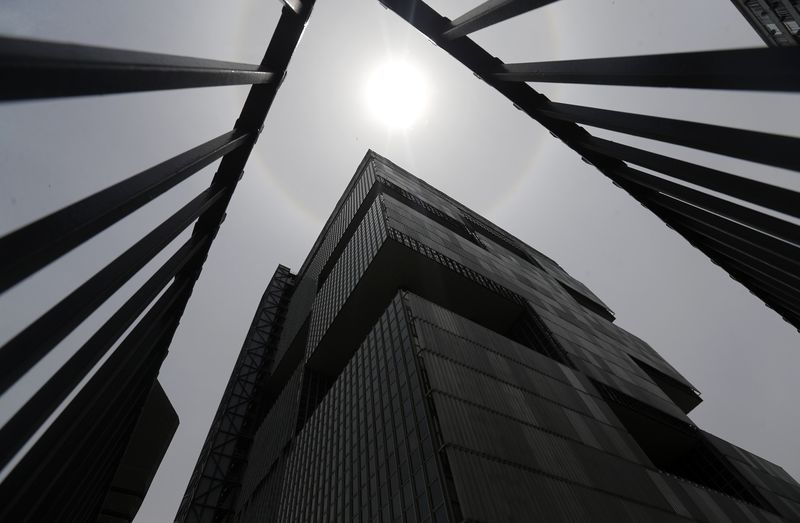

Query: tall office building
left=730, top=0, right=800, bottom=46
left=177, top=151, right=800, bottom=522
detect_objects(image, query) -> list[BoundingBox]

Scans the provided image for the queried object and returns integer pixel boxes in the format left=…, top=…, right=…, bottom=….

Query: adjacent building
left=731, top=0, right=800, bottom=46
left=177, top=151, right=800, bottom=522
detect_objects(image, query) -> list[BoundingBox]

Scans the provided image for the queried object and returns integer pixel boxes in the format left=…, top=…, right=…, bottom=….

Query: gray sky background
left=1, top=0, right=798, bottom=521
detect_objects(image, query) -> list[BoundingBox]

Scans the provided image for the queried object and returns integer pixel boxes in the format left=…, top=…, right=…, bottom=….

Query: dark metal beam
left=0, top=235, right=208, bottom=471
left=621, top=182, right=800, bottom=326
left=541, top=102, right=800, bottom=172
left=441, top=0, right=559, bottom=39
left=653, top=200, right=800, bottom=279
left=0, top=184, right=227, bottom=394
left=609, top=165, right=800, bottom=247
left=580, top=136, right=800, bottom=220
left=492, top=47, right=800, bottom=91
left=0, top=278, right=191, bottom=522
left=0, top=130, right=254, bottom=293
left=283, top=0, right=304, bottom=13
left=669, top=227, right=800, bottom=326
left=378, top=0, right=800, bottom=332
left=727, top=268, right=800, bottom=324
left=0, top=1, right=319, bottom=518
left=0, top=37, right=277, bottom=100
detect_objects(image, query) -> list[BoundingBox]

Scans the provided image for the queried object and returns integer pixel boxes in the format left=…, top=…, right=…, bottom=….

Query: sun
left=366, top=60, right=428, bottom=130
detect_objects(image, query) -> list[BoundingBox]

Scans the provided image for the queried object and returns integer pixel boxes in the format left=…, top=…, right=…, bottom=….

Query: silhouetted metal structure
left=1, top=0, right=800, bottom=519
left=176, top=265, right=295, bottom=522
left=178, top=151, right=800, bottom=523
left=378, top=0, right=800, bottom=331
left=0, top=1, right=315, bottom=521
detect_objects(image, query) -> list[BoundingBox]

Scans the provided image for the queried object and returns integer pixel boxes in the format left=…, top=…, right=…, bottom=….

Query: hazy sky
left=1, top=1, right=798, bottom=521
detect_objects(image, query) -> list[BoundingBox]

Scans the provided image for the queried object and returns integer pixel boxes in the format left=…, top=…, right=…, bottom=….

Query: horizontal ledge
left=492, top=47, right=800, bottom=91
left=0, top=36, right=278, bottom=100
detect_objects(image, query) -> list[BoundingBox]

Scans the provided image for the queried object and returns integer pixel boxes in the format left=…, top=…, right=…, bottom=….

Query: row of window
left=276, top=296, right=452, bottom=523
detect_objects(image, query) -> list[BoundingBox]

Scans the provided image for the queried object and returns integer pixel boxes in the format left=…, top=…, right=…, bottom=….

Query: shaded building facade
left=178, top=151, right=800, bottom=522
left=731, top=0, right=800, bottom=46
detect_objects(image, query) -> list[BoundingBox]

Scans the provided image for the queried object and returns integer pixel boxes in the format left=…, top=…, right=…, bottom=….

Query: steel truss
left=176, top=266, right=295, bottom=523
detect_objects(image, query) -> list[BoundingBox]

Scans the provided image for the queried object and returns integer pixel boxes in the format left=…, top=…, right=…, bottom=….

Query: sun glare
left=366, top=60, right=428, bottom=130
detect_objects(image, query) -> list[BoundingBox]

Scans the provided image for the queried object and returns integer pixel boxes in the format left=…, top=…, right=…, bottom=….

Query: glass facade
left=178, top=151, right=800, bottom=522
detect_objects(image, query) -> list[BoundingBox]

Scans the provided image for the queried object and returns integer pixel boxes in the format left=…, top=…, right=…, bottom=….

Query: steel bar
left=169, top=0, right=318, bottom=344
left=727, top=269, right=800, bottom=324
left=492, top=47, right=800, bottom=91
left=755, top=294, right=800, bottom=324
left=0, top=184, right=227, bottom=394
left=540, top=102, right=800, bottom=172
left=755, top=0, right=793, bottom=44
left=283, top=0, right=304, bottom=13
left=0, top=279, right=189, bottom=522
left=580, top=136, right=800, bottom=219
left=376, top=0, right=593, bottom=148
left=441, top=0, right=560, bottom=39
left=754, top=295, right=800, bottom=326
left=671, top=228, right=800, bottom=325
left=0, top=1, right=319, bottom=518
left=0, top=37, right=276, bottom=100
left=724, top=258, right=800, bottom=305
left=683, top=226, right=800, bottom=292
left=0, top=235, right=207, bottom=471
left=41, top=361, right=155, bottom=523
left=378, top=0, right=800, bottom=331
left=743, top=286, right=800, bottom=320
left=779, top=0, right=800, bottom=22
left=649, top=193, right=800, bottom=270
left=0, top=130, right=253, bottom=293
left=653, top=201, right=800, bottom=280
left=631, top=191, right=800, bottom=325
left=617, top=179, right=800, bottom=322
left=624, top=179, right=800, bottom=313
left=609, top=165, right=800, bottom=247
left=748, top=286, right=800, bottom=319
